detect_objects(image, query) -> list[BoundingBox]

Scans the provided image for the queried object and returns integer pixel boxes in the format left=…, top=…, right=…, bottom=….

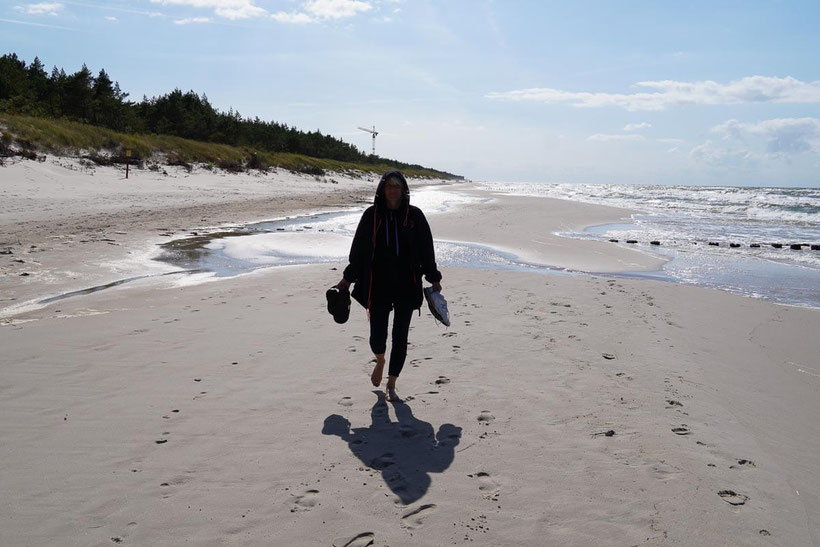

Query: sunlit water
left=149, top=183, right=818, bottom=308
left=484, top=182, right=820, bottom=308
left=155, top=187, right=578, bottom=279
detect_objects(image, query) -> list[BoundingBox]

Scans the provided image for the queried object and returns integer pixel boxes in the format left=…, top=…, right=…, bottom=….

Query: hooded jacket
left=343, top=170, right=442, bottom=311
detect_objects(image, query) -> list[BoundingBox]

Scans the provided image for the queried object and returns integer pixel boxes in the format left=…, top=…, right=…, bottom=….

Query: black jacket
left=343, top=171, right=442, bottom=311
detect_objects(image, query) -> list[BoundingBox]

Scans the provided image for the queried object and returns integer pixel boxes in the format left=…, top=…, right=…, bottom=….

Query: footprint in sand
left=671, top=426, right=691, bottom=435
left=401, top=504, right=437, bottom=529
left=472, top=472, right=501, bottom=501
left=718, top=490, right=749, bottom=506
left=477, top=411, right=495, bottom=424
left=338, top=396, right=354, bottom=407
left=729, top=459, right=756, bottom=469
left=159, top=475, right=190, bottom=488
left=442, top=332, right=457, bottom=338
left=651, top=463, right=681, bottom=482
left=332, top=532, right=375, bottom=547
left=292, top=489, right=320, bottom=511
left=435, top=376, right=450, bottom=385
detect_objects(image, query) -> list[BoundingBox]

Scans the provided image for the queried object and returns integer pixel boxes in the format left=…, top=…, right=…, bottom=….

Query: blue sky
left=2, top=0, right=820, bottom=186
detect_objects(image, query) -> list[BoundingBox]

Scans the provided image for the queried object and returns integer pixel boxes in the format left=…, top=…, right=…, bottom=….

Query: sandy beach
left=0, top=157, right=382, bottom=317
left=2, top=159, right=819, bottom=546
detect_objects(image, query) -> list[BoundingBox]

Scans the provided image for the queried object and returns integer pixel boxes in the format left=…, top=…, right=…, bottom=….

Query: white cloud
left=104, top=15, right=118, bottom=22
left=587, top=133, right=645, bottom=142
left=14, top=2, right=63, bottom=16
left=149, top=0, right=266, bottom=20
left=623, top=122, right=651, bottom=131
left=271, top=0, right=372, bottom=23
left=487, top=76, right=820, bottom=111
left=306, top=0, right=372, bottom=19
left=690, top=141, right=754, bottom=166
left=174, top=16, right=209, bottom=24
left=712, top=117, right=820, bottom=155
left=691, top=117, right=820, bottom=167
left=271, top=11, right=314, bottom=23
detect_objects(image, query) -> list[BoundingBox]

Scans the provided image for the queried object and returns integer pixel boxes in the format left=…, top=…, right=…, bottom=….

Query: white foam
left=410, top=186, right=484, bottom=215
left=481, top=182, right=819, bottom=227
left=207, top=232, right=351, bottom=264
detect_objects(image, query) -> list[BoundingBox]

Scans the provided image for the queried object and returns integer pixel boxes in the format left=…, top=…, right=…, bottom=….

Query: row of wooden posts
left=609, top=239, right=820, bottom=251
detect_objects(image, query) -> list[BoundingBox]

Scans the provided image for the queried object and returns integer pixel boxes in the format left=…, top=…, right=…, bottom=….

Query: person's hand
left=431, top=282, right=442, bottom=293
left=335, top=278, right=351, bottom=291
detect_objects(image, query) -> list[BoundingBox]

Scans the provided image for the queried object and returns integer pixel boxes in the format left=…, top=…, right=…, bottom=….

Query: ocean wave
left=482, top=182, right=820, bottom=227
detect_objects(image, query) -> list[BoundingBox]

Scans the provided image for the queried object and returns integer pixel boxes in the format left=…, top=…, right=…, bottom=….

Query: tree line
left=0, top=53, right=446, bottom=173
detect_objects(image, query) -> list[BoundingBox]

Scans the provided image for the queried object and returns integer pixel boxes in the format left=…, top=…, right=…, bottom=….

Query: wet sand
left=435, top=184, right=666, bottom=272
left=1, top=159, right=819, bottom=545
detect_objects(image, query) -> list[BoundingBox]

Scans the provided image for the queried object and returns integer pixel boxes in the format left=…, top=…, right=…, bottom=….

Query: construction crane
left=358, top=125, right=378, bottom=156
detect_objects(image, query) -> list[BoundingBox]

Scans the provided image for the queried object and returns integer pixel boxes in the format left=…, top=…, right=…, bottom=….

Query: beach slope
left=1, top=166, right=818, bottom=546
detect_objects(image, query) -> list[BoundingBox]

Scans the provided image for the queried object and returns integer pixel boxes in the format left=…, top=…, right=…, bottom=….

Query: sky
left=2, top=0, right=820, bottom=187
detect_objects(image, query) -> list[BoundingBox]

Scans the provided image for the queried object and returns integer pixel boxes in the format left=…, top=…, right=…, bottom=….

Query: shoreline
left=5, top=166, right=818, bottom=318
left=436, top=183, right=667, bottom=274
left=0, top=165, right=665, bottom=319
left=2, top=161, right=815, bottom=318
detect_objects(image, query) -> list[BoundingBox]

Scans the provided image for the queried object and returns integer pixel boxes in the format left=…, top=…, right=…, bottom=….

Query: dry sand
left=1, top=158, right=819, bottom=546
left=0, top=156, right=378, bottom=316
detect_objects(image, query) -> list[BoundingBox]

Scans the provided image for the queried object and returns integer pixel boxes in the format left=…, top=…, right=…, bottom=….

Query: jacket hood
left=374, top=170, right=410, bottom=211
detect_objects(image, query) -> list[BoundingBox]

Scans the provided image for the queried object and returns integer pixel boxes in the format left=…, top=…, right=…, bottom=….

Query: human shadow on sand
left=322, top=391, right=462, bottom=505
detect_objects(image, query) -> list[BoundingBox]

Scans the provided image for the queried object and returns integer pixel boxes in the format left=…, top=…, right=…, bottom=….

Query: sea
left=6, top=182, right=817, bottom=320
left=481, top=183, right=820, bottom=308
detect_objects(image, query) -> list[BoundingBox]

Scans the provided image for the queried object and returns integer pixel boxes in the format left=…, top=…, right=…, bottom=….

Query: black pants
left=369, top=302, right=414, bottom=378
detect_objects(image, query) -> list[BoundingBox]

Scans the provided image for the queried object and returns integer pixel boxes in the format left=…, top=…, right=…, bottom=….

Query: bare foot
left=371, top=355, right=385, bottom=387
left=385, top=377, right=401, bottom=402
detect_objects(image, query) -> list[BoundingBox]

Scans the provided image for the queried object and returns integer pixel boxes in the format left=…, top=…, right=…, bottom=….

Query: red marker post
left=125, top=148, right=131, bottom=179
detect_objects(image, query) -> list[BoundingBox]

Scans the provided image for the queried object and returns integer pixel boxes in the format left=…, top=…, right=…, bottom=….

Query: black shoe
left=326, top=287, right=350, bottom=324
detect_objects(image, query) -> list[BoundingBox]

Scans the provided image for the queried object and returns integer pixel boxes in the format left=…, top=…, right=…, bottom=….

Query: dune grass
left=0, top=114, right=461, bottom=179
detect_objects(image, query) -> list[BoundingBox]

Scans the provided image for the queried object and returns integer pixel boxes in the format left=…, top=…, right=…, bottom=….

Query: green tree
left=0, top=53, right=29, bottom=105
left=62, top=63, right=94, bottom=121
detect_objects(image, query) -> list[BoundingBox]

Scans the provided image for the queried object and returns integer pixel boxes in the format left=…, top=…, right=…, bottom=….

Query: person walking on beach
left=335, top=170, right=442, bottom=401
